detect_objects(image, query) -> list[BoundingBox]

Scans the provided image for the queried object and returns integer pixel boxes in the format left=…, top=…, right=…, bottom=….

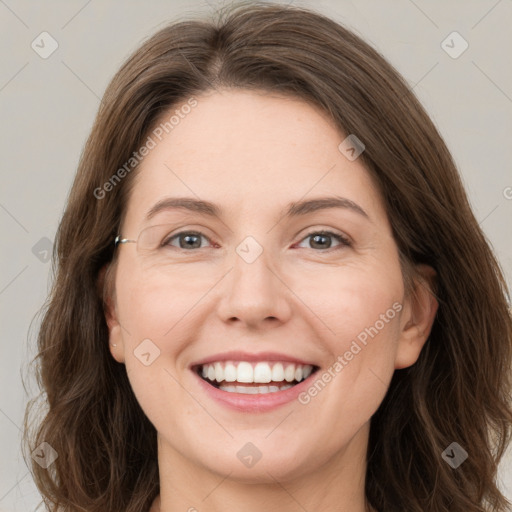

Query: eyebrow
left=145, top=195, right=370, bottom=222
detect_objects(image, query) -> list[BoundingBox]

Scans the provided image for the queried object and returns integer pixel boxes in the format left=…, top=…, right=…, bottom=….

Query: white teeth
left=271, top=363, right=285, bottom=382
left=214, top=362, right=223, bottom=382
left=253, top=362, right=272, bottom=383
left=224, top=362, right=237, bottom=382
left=239, top=385, right=258, bottom=394
left=237, top=362, right=253, bottom=383
left=199, top=360, right=316, bottom=389
left=302, top=365, right=313, bottom=379
left=284, top=364, right=295, bottom=382
left=219, top=383, right=294, bottom=394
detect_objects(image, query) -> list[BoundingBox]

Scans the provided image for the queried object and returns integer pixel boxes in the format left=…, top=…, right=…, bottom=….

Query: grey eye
left=296, top=231, right=351, bottom=251
left=165, top=231, right=210, bottom=250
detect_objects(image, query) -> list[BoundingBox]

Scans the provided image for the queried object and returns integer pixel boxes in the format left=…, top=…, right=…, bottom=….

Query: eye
left=161, top=229, right=351, bottom=252
left=164, top=230, right=213, bottom=250
left=295, top=230, right=351, bottom=251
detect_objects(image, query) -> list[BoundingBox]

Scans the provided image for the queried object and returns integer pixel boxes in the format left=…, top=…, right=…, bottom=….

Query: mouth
left=192, top=360, right=320, bottom=395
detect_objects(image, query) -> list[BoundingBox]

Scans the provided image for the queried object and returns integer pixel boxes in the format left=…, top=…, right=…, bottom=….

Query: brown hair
left=22, top=2, right=512, bottom=511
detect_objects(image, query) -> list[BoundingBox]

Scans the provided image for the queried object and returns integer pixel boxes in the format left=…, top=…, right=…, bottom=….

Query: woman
left=23, top=2, right=512, bottom=511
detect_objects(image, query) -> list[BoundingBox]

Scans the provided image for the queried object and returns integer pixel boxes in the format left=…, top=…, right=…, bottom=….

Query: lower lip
left=192, top=370, right=316, bottom=412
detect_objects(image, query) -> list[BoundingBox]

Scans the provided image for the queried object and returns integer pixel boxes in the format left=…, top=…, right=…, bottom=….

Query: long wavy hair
left=22, top=2, right=512, bottom=511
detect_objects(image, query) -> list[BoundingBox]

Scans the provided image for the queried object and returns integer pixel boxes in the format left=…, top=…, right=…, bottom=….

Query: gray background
left=1, top=0, right=511, bottom=510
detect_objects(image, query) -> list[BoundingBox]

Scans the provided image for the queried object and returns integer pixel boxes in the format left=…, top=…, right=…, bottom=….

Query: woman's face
left=106, top=89, right=435, bottom=482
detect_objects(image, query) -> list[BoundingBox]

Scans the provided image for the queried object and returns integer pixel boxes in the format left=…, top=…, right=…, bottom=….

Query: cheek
left=290, top=254, right=404, bottom=341
left=299, top=307, right=401, bottom=440
left=115, top=260, right=199, bottom=340
left=292, top=256, right=404, bottom=401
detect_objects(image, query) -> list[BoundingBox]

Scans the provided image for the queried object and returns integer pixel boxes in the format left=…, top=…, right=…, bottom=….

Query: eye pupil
left=180, top=234, right=202, bottom=249
left=160, top=229, right=346, bottom=253
left=310, top=234, right=331, bottom=249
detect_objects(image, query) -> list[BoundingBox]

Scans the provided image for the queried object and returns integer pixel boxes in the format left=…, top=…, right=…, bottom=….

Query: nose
left=215, top=245, right=293, bottom=329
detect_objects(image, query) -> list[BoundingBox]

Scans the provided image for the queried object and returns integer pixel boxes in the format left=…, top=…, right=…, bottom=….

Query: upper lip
left=190, top=350, right=318, bottom=368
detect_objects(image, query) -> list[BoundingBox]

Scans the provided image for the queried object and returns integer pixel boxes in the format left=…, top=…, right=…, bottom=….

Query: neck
left=150, top=422, right=374, bottom=512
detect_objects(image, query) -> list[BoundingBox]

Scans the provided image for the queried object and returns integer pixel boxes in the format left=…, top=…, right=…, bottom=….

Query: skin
left=104, top=88, right=438, bottom=512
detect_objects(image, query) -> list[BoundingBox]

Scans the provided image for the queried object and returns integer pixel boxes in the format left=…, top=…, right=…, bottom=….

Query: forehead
left=123, top=89, right=389, bottom=229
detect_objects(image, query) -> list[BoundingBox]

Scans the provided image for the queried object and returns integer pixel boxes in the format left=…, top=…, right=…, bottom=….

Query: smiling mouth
left=194, top=361, right=320, bottom=394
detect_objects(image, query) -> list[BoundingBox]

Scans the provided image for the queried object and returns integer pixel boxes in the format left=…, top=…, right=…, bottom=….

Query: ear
left=395, top=264, right=438, bottom=369
left=98, top=263, right=125, bottom=363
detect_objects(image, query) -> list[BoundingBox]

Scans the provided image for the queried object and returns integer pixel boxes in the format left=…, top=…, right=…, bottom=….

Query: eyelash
left=164, top=229, right=352, bottom=252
